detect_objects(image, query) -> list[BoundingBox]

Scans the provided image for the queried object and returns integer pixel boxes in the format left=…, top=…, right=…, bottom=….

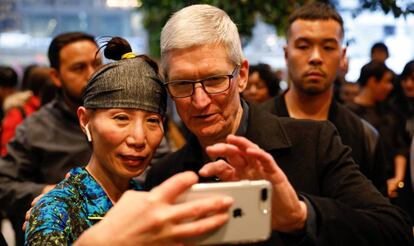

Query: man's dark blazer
left=146, top=105, right=413, bottom=245
left=259, top=95, right=388, bottom=195
left=0, top=232, right=6, bottom=246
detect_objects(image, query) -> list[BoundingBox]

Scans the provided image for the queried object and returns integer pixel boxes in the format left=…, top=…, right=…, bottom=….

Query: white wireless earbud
left=159, top=121, right=164, bottom=133
left=84, top=123, right=92, bottom=142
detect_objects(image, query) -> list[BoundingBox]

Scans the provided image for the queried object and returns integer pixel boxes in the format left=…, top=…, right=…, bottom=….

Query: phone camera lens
left=261, top=188, right=268, bottom=201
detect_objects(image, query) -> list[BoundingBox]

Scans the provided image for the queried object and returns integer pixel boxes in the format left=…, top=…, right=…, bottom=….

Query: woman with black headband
left=25, top=37, right=233, bottom=245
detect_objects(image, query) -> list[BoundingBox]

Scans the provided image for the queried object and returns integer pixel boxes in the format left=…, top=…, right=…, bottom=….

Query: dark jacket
left=0, top=232, right=6, bottom=246
left=346, top=101, right=407, bottom=176
left=259, top=95, right=387, bottom=195
left=0, top=94, right=92, bottom=214
left=146, top=105, right=413, bottom=246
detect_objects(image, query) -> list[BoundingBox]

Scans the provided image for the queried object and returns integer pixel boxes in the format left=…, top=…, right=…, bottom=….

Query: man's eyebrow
left=170, top=70, right=229, bottom=81
left=69, top=61, right=86, bottom=67
left=294, top=37, right=340, bottom=44
left=321, top=38, right=340, bottom=44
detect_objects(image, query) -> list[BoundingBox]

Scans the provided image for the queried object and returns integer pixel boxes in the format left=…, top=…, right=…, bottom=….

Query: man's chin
left=196, top=129, right=218, bottom=137
left=193, top=127, right=224, bottom=141
left=301, top=85, right=330, bottom=95
left=304, top=89, right=324, bottom=95
left=65, top=96, right=83, bottom=106
left=62, top=90, right=84, bottom=106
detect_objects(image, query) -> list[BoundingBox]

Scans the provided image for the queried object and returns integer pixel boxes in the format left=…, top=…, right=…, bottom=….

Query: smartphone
left=176, top=180, right=272, bottom=245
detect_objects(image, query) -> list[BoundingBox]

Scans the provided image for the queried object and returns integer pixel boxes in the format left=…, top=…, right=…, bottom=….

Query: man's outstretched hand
left=199, top=134, right=307, bottom=233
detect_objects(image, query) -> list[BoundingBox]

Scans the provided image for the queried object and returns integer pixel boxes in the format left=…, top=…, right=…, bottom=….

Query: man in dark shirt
left=0, top=32, right=101, bottom=245
left=145, top=3, right=413, bottom=245
left=348, top=61, right=410, bottom=214
left=259, top=2, right=387, bottom=195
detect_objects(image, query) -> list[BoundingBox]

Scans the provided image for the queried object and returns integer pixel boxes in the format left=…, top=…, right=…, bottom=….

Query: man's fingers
left=22, top=221, right=27, bottom=232
left=245, top=147, right=279, bottom=174
left=23, top=208, right=32, bottom=231
left=41, top=184, right=56, bottom=195
left=25, top=194, right=42, bottom=232
left=226, top=135, right=259, bottom=151
left=199, top=160, right=236, bottom=181
left=246, top=148, right=288, bottom=186
left=25, top=208, right=32, bottom=221
left=150, top=171, right=198, bottom=203
left=205, top=143, right=239, bottom=160
left=31, top=194, right=43, bottom=206
left=206, top=144, right=248, bottom=170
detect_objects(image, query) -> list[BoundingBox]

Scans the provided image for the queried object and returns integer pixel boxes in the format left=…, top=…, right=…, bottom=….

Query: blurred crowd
left=0, top=2, right=413, bottom=246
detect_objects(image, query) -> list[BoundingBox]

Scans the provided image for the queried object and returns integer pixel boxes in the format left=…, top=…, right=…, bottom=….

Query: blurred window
left=21, top=0, right=54, bottom=6
left=98, top=15, right=124, bottom=36
left=23, top=14, right=56, bottom=37
left=384, top=25, right=396, bottom=36
left=60, top=14, right=89, bottom=33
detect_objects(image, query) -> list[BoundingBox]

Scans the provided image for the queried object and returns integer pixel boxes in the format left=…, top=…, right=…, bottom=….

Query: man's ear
left=341, top=46, right=347, bottom=60
left=340, top=46, right=347, bottom=68
left=49, top=69, right=62, bottom=88
left=284, top=45, right=288, bottom=62
left=237, top=59, right=249, bottom=93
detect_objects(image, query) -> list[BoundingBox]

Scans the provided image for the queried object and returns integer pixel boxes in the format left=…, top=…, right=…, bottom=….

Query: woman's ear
left=77, top=107, right=92, bottom=142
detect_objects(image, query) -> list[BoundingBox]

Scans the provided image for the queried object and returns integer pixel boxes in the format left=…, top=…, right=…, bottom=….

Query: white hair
left=160, top=4, right=244, bottom=72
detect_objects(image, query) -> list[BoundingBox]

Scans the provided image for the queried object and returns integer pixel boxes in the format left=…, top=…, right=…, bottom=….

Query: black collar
left=246, top=104, right=292, bottom=151
left=277, top=92, right=338, bottom=123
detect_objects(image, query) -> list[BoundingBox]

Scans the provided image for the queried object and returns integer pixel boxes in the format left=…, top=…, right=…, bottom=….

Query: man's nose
left=309, top=48, right=323, bottom=66
left=191, top=83, right=211, bottom=109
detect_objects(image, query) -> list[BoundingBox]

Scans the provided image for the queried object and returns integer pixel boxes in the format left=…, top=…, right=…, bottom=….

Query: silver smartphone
left=176, top=180, right=272, bottom=245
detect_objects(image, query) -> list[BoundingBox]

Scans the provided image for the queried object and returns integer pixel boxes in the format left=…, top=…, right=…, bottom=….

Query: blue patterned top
left=25, top=167, right=141, bottom=245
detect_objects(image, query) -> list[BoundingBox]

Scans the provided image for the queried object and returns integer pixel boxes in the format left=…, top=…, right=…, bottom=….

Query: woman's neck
left=86, top=158, right=130, bottom=204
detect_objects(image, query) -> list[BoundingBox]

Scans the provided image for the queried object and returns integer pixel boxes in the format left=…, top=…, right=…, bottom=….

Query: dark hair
left=103, top=36, right=160, bottom=75
left=0, top=66, right=18, bottom=88
left=392, top=60, right=414, bottom=101
left=20, top=65, right=56, bottom=105
left=286, top=2, right=344, bottom=40
left=48, top=32, right=96, bottom=71
left=25, top=66, right=54, bottom=95
left=399, top=60, right=414, bottom=81
left=21, top=64, right=38, bottom=90
left=370, top=42, right=389, bottom=57
left=103, top=37, right=132, bottom=60
left=249, top=63, right=280, bottom=97
left=357, top=61, right=393, bottom=87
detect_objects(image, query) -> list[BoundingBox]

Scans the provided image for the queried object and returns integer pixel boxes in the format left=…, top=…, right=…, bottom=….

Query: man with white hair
left=145, top=4, right=413, bottom=245
left=72, top=4, right=412, bottom=246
